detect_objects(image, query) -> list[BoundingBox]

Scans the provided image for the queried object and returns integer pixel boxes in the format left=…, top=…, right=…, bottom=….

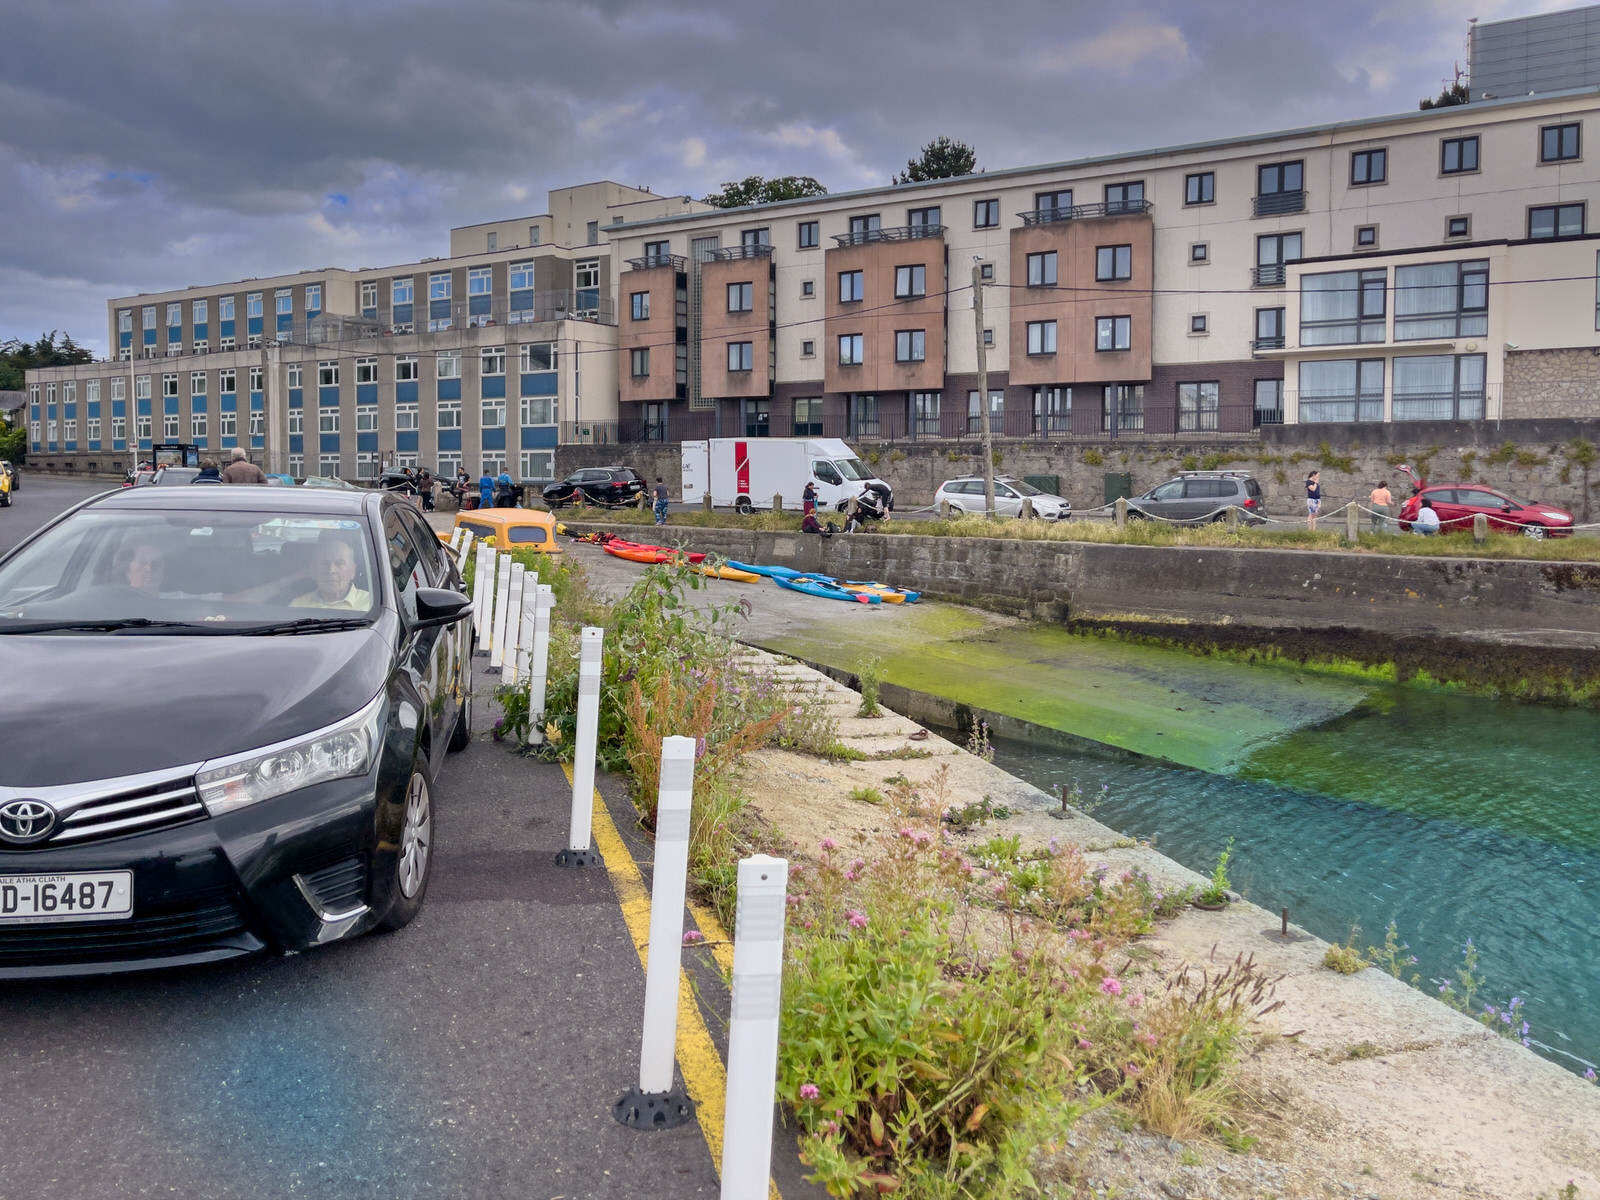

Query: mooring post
left=702, top=491, right=713, bottom=513
left=1226, top=503, right=1239, bottom=529
left=614, top=736, right=698, bottom=1130
left=1345, top=499, right=1360, bottom=544
left=1281, top=907, right=1289, bottom=937
left=720, top=854, right=790, bottom=1200
left=556, top=627, right=604, bottom=867
left=1473, top=512, right=1488, bottom=544
left=1019, top=497, right=1033, bottom=520
left=772, top=493, right=782, bottom=514
left=1114, top=496, right=1128, bottom=530
left=524, top=584, right=554, bottom=746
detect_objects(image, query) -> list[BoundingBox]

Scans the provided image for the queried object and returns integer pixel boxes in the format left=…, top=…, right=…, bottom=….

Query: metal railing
left=1252, top=264, right=1288, bottom=288
left=831, top=224, right=946, bottom=247
left=1018, top=200, right=1153, bottom=225
left=1253, top=190, right=1306, bottom=217
left=626, top=254, right=688, bottom=272
left=1252, top=335, right=1286, bottom=352
left=708, top=244, right=774, bottom=261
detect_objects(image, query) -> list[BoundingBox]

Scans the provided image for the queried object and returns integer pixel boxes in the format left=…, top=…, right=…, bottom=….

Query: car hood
left=0, top=627, right=394, bottom=787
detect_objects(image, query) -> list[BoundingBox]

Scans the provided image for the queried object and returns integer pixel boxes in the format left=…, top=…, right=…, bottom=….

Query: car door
left=993, top=483, right=1020, bottom=517
left=1141, top=479, right=1185, bottom=519
left=383, top=506, right=449, bottom=774
left=1425, top=488, right=1467, bottom=533
left=1455, top=487, right=1511, bottom=532
left=1180, top=479, right=1221, bottom=521
left=400, top=506, right=466, bottom=748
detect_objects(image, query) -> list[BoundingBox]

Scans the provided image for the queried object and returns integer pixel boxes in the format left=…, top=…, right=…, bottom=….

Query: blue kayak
left=726, top=561, right=818, bottom=580
left=774, top=575, right=880, bottom=603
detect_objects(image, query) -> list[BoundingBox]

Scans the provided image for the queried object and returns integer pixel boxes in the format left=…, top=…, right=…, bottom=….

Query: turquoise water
left=990, top=686, right=1600, bottom=1078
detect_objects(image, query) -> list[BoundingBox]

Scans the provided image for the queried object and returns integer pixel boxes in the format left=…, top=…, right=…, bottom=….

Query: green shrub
left=855, top=654, right=884, bottom=718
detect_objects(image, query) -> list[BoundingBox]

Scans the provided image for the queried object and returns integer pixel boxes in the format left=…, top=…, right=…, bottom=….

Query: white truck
left=680, top=437, right=892, bottom=514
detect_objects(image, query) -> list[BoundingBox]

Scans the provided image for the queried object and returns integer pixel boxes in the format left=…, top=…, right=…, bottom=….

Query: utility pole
left=971, top=261, right=996, bottom=519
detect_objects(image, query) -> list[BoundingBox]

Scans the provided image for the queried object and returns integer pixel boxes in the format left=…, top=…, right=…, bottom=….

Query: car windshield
left=1006, top=479, right=1042, bottom=496
left=833, top=458, right=872, bottom=482
left=0, top=509, right=381, bottom=632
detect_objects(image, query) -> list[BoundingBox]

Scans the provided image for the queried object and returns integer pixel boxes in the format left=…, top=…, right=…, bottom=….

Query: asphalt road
left=0, top=478, right=826, bottom=1200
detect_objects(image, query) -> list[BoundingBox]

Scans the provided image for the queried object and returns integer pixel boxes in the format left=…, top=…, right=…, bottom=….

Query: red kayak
left=601, top=538, right=707, bottom=565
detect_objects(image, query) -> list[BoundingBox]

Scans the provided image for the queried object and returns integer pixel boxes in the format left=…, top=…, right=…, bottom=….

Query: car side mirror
left=414, top=586, right=473, bottom=629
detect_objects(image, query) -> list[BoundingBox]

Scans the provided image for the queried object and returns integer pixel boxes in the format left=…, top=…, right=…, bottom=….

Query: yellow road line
left=563, top=764, right=781, bottom=1200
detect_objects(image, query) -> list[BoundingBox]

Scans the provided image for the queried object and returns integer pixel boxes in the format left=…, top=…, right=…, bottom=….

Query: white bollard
left=720, top=854, right=790, bottom=1200
left=503, top=563, right=526, bottom=681
left=614, top=736, right=698, bottom=1129
left=490, top=552, right=514, bottom=670
left=458, top=528, right=475, bottom=562
left=556, top=626, right=604, bottom=868
left=524, top=584, right=554, bottom=746
left=473, top=543, right=495, bottom=654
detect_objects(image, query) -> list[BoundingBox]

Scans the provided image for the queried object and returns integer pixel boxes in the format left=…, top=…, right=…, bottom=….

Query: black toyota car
left=0, top=486, right=474, bottom=978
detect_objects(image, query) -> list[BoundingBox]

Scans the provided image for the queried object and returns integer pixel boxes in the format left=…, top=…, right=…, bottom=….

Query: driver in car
left=115, top=542, right=167, bottom=595
left=291, top=533, right=371, bottom=610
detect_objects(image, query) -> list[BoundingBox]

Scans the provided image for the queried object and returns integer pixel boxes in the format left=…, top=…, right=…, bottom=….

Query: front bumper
left=0, top=773, right=385, bottom=980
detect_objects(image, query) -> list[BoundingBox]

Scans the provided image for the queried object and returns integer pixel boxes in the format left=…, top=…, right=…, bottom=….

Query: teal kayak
left=774, top=575, right=880, bottom=603
left=726, top=561, right=813, bottom=580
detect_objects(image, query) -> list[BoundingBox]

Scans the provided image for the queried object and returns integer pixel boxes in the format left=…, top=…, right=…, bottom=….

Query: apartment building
left=609, top=87, right=1600, bottom=443
left=24, top=183, right=708, bottom=478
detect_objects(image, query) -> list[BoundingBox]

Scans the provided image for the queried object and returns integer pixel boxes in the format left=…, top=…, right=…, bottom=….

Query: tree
left=894, top=136, right=978, bottom=184
left=701, top=175, right=828, bottom=208
left=1420, top=66, right=1470, bottom=110
left=0, top=331, right=93, bottom=392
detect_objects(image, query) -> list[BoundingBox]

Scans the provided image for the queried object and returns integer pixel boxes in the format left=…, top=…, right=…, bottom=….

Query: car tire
left=376, top=758, right=435, bottom=932
left=1521, top=523, right=1547, bottom=540
left=448, top=691, right=472, bottom=752
left=735, top=496, right=753, bottom=515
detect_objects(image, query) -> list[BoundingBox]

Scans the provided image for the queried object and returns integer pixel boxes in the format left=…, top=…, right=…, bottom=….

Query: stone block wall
left=1503, top=350, right=1600, bottom=420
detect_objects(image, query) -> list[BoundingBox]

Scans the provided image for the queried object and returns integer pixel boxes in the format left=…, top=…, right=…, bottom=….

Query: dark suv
left=541, top=466, right=646, bottom=509
left=1127, top=471, right=1266, bottom=525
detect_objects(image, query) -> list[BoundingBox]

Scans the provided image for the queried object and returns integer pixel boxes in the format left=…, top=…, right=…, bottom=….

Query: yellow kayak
left=695, top=563, right=762, bottom=583
left=840, top=581, right=920, bottom=604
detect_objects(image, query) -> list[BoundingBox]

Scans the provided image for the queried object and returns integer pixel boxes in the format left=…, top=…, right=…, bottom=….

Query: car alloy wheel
left=397, top=771, right=432, bottom=899
left=1521, top=523, right=1547, bottom=540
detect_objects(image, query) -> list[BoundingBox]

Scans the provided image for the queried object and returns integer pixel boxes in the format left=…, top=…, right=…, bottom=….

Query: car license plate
left=0, top=872, right=133, bottom=924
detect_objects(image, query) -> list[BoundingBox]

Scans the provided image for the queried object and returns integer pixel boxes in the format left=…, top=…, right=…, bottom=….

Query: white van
left=681, top=438, right=892, bottom=514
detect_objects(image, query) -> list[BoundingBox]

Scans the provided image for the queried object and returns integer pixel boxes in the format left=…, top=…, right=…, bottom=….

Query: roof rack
left=1177, top=470, right=1255, bottom=479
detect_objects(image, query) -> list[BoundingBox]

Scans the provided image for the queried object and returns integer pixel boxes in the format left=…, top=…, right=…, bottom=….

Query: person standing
left=221, top=447, right=267, bottom=484
left=1369, top=480, right=1393, bottom=532
left=418, top=469, right=435, bottom=511
left=194, top=459, right=222, bottom=483
left=456, top=468, right=472, bottom=509
left=495, top=467, right=515, bottom=507
left=1305, top=470, right=1322, bottom=531
left=478, top=468, right=495, bottom=511
left=652, top=477, right=670, bottom=525
left=801, top=480, right=817, bottom=516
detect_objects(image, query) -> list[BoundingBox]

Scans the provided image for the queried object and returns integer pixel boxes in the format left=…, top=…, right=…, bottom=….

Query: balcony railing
left=1253, top=190, right=1306, bottom=217
left=1019, top=200, right=1152, bottom=225
left=831, top=224, right=946, bottom=247
left=1252, top=264, right=1287, bottom=288
left=626, top=253, right=687, bottom=272
left=1252, top=335, right=1286, bottom=352
left=708, top=244, right=774, bottom=261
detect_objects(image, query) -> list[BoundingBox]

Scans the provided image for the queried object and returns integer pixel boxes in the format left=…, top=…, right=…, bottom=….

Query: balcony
left=708, top=244, right=774, bottom=261
left=626, top=253, right=687, bottom=272
left=1018, top=200, right=1152, bottom=225
left=831, top=224, right=945, bottom=247
left=1253, top=191, right=1306, bottom=218
left=1252, top=264, right=1287, bottom=288
left=1252, top=335, right=1286, bottom=352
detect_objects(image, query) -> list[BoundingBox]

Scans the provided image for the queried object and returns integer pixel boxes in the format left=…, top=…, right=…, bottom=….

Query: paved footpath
left=1, top=647, right=825, bottom=1198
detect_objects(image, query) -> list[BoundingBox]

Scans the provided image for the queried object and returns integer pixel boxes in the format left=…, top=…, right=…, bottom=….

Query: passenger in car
left=290, top=533, right=372, bottom=610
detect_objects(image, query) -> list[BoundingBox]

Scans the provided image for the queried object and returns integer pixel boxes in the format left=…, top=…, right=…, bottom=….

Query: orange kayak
left=602, top=539, right=708, bottom=565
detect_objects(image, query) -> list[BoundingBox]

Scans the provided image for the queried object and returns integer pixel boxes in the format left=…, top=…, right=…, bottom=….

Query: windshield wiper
left=240, top=616, right=374, bottom=636
left=0, top=618, right=229, bottom=635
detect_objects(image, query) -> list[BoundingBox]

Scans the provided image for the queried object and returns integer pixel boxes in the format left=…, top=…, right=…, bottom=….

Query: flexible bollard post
left=1346, top=499, right=1360, bottom=544
left=720, top=854, right=790, bottom=1200
left=614, top=736, right=698, bottom=1130
left=490, top=552, right=514, bottom=670
left=503, top=563, right=526, bottom=681
left=524, top=584, right=554, bottom=746
left=556, top=626, right=604, bottom=868
left=1473, top=512, right=1488, bottom=544
left=1114, top=496, right=1128, bottom=530
left=473, top=543, right=495, bottom=655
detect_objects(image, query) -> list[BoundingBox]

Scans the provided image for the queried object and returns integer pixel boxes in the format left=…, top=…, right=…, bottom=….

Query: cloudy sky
left=0, top=0, right=1568, bottom=356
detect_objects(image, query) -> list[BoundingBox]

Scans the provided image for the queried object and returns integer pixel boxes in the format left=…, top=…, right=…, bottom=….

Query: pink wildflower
left=683, top=930, right=705, bottom=944
left=1127, top=992, right=1145, bottom=1008
left=1100, top=976, right=1124, bottom=996
left=1077, top=1038, right=1093, bottom=1050
left=845, top=909, right=868, bottom=929
left=898, top=827, right=915, bottom=839
left=786, top=895, right=800, bottom=906
left=843, top=871, right=858, bottom=881
left=1124, top=1063, right=1142, bottom=1078
left=1139, top=1031, right=1159, bottom=1048
left=819, top=838, right=837, bottom=851
left=799, top=1083, right=821, bottom=1101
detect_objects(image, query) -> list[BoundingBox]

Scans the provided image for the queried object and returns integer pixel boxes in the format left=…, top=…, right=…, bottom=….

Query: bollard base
left=612, top=1085, right=694, bottom=1130
left=554, top=846, right=601, bottom=868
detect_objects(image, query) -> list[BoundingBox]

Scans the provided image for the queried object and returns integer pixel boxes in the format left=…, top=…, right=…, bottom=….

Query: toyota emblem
left=0, top=799, right=58, bottom=845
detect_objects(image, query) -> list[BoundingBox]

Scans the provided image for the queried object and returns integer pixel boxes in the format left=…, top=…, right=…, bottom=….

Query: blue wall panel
left=356, top=383, right=378, bottom=405
left=521, top=426, right=559, bottom=449
left=357, top=433, right=378, bottom=452
left=437, top=379, right=461, bottom=401
left=437, top=430, right=461, bottom=452
left=397, top=432, right=418, bottom=452
left=520, top=371, right=557, bottom=396
left=318, top=386, right=340, bottom=406
left=320, top=434, right=340, bottom=454
left=480, top=428, right=506, bottom=451
left=397, top=381, right=419, bottom=404
left=480, top=376, right=506, bottom=399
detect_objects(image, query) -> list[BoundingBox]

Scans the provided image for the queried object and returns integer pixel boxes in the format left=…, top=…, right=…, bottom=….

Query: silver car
left=935, top=476, right=1071, bottom=520
left=1127, top=471, right=1266, bottom=525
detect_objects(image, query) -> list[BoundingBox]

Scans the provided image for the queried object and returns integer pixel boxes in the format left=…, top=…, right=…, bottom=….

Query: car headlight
left=1541, top=512, right=1570, bottom=522
left=196, top=693, right=385, bottom=816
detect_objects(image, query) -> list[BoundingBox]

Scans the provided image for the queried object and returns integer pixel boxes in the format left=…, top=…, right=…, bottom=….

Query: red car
left=1397, top=481, right=1573, bottom=538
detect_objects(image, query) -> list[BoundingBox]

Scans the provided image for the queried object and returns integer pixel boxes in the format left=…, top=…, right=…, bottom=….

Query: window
left=318, top=361, right=338, bottom=387
left=974, top=199, right=1000, bottom=228
left=135, top=375, right=151, bottom=401
left=395, top=356, right=418, bottom=382
left=850, top=214, right=881, bottom=234
left=967, top=389, right=1004, bottom=433
left=585, top=221, right=599, bottom=246
left=437, top=351, right=460, bottom=379
left=136, top=413, right=151, bottom=440
left=1394, top=259, right=1487, bottom=340
left=438, top=399, right=461, bottom=428
left=112, top=413, right=127, bottom=441
left=727, top=282, right=754, bottom=312
left=360, top=281, right=377, bottom=312
left=1298, top=359, right=1386, bottom=423
left=482, top=397, right=505, bottom=427
left=319, top=454, right=340, bottom=479
left=355, top=356, right=378, bottom=384
left=1442, top=136, right=1479, bottom=174
left=908, top=206, right=941, bottom=227
left=275, top=289, right=292, bottom=316
left=1447, top=216, right=1471, bottom=239
left=1254, top=232, right=1303, bottom=285
left=254, top=365, right=268, bottom=391
left=305, top=284, right=322, bottom=312
left=1026, top=251, right=1057, bottom=287
left=220, top=410, right=237, bottom=437
left=630, top=291, right=650, bottom=320
left=520, top=342, right=556, bottom=372
left=839, top=270, right=864, bottom=302
left=528, top=225, right=542, bottom=246
left=1356, top=225, right=1378, bottom=248
left=1178, top=382, right=1220, bottom=431
left=429, top=273, right=451, bottom=300
left=1095, top=316, right=1131, bottom=351
left=65, top=418, right=78, bottom=442
left=1256, top=161, right=1304, bottom=215
left=521, top=450, right=555, bottom=481
left=1190, top=242, right=1209, bottom=264
left=1026, top=320, right=1057, bottom=355
left=190, top=371, right=206, bottom=395
left=119, top=309, right=132, bottom=333
left=631, top=348, right=650, bottom=377
left=163, top=373, right=179, bottom=398
left=1095, top=245, right=1132, bottom=282
left=163, top=412, right=179, bottom=438
left=110, top=377, right=125, bottom=401
left=1185, top=172, right=1215, bottom=205
left=1190, top=314, right=1209, bottom=334
left=894, top=264, right=926, bottom=298
left=793, top=397, right=823, bottom=436
left=895, top=330, right=926, bottom=363
left=800, top=280, right=815, bottom=298
left=741, top=228, right=770, bottom=248
left=390, top=401, right=416, bottom=431
left=520, top=396, right=555, bottom=425
left=1596, top=250, right=1600, bottom=331
left=1529, top=203, right=1585, bottom=239
left=798, top=221, right=819, bottom=249
left=218, top=368, right=236, bottom=394
left=356, top=404, right=378, bottom=433
left=87, top=416, right=101, bottom=442
left=167, top=302, right=182, bottom=328
left=481, top=346, right=506, bottom=376
left=1301, top=268, right=1387, bottom=345
left=510, top=261, right=535, bottom=291
left=1350, top=148, right=1387, bottom=185
left=979, top=263, right=994, bottom=281
left=288, top=409, right=303, bottom=434
left=1035, top=189, right=1072, bottom=215
left=1541, top=123, right=1581, bottom=163
left=1104, top=181, right=1144, bottom=212
left=192, top=299, right=207, bottom=325
left=85, top=379, right=99, bottom=402
left=800, top=339, right=815, bottom=357
left=319, top=409, right=339, bottom=433
left=392, top=277, right=413, bottom=305
left=983, top=328, right=994, bottom=346
left=575, top=259, right=600, bottom=289
left=839, top=334, right=864, bottom=365
left=1392, top=354, right=1485, bottom=420
left=727, top=342, right=754, bottom=372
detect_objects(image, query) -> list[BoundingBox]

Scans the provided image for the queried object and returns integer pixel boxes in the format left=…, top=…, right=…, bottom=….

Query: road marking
left=564, top=764, right=781, bottom=1200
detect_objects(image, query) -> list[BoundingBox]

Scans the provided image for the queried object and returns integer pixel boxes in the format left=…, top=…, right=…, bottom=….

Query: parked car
left=1127, top=471, right=1266, bottom=525
left=151, top=467, right=203, bottom=486
left=123, top=469, right=157, bottom=488
left=0, top=486, right=474, bottom=978
left=0, top=461, right=19, bottom=492
left=542, top=466, right=646, bottom=509
left=1397, top=484, right=1573, bottom=538
left=449, top=509, right=561, bottom=554
left=934, top=476, right=1071, bottom=520
left=301, top=475, right=363, bottom=491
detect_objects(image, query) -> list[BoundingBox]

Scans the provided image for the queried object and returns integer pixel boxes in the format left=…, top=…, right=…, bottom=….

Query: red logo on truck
left=734, top=441, right=750, bottom=498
